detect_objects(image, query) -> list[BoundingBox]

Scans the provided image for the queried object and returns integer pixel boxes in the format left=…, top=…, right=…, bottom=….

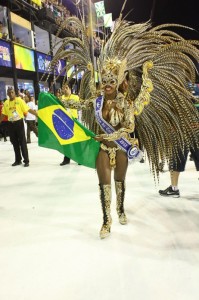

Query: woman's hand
left=94, top=135, right=104, bottom=142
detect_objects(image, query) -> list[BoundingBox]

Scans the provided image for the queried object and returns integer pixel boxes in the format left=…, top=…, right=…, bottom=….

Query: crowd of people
left=0, top=21, right=8, bottom=40
left=0, top=83, right=81, bottom=166
left=23, top=0, right=105, bottom=43
left=1, top=3, right=199, bottom=240
left=42, top=0, right=71, bottom=22
left=0, top=75, right=198, bottom=238
left=0, top=1, right=104, bottom=54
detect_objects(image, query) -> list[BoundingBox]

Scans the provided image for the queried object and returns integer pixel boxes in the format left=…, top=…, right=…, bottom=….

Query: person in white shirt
left=25, top=95, right=38, bottom=143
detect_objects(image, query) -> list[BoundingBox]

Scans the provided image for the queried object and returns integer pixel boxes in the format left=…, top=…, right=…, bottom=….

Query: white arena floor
left=0, top=134, right=199, bottom=300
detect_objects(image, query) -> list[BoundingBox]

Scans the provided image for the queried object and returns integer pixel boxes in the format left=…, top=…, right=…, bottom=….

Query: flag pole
left=87, top=0, right=95, bottom=68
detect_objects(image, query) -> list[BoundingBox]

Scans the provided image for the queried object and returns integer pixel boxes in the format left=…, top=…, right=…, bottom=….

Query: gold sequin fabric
left=115, top=181, right=127, bottom=225
left=100, top=143, right=120, bottom=169
left=99, top=184, right=112, bottom=239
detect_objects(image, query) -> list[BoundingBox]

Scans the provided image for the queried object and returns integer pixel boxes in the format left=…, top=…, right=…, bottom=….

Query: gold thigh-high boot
left=115, top=181, right=127, bottom=225
left=99, top=184, right=112, bottom=239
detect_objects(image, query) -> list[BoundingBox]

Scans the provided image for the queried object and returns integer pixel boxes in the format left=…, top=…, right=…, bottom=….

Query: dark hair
left=7, top=87, right=14, bottom=93
left=62, top=83, right=71, bottom=90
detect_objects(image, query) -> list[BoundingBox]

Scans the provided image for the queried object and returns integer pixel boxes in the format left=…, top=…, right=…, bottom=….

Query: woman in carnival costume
left=47, top=11, right=199, bottom=239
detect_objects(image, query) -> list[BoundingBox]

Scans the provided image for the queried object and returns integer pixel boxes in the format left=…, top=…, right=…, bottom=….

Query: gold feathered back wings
left=99, top=19, right=199, bottom=179
left=50, top=17, right=199, bottom=179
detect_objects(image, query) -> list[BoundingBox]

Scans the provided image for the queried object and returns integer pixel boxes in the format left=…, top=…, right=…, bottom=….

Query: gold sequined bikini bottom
left=100, top=143, right=120, bottom=169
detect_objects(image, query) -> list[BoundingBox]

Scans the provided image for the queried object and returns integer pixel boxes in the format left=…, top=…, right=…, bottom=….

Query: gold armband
left=134, top=60, right=154, bottom=116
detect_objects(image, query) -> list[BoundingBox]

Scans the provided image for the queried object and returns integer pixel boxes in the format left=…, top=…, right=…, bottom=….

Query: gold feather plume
left=48, top=16, right=96, bottom=100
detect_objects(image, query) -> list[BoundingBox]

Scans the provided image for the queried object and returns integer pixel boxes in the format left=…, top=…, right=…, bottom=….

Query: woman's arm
left=62, top=98, right=94, bottom=111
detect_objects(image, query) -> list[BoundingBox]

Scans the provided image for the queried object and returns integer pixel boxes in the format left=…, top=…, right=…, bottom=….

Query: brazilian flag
left=38, top=92, right=100, bottom=168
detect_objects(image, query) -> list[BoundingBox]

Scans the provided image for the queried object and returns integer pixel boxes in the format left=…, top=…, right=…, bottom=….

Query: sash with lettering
left=95, top=95, right=143, bottom=162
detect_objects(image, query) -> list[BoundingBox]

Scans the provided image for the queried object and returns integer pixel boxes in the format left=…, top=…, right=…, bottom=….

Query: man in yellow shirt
left=0, top=87, right=37, bottom=167
left=60, top=84, right=80, bottom=166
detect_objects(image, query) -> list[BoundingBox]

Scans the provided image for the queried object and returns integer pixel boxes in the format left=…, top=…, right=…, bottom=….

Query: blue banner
left=36, top=52, right=52, bottom=73
left=37, top=52, right=66, bottom=76
left=0, top=40, right=12, bottom=68
left=55, top=59, right=66, bottom=76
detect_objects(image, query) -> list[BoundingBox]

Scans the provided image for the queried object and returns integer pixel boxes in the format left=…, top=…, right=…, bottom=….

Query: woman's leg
left=96, top=150, right=112, bottom=239
left=114, top=151, right=128, bottom=224
left=114, top=151, right=128, bottom=181
left=96, top=149, right=112, bottom=184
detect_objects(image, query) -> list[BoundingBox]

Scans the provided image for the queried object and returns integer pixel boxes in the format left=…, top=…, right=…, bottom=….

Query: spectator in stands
left=0, top=21, right=8, bottom=40
left=19, top=89, right=25, bottom=100
left=55, top=88, right=62, bottom=100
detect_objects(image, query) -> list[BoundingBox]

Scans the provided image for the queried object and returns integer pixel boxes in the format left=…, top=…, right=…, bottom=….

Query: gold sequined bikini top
left=108, top=107, right=124, bottom=127
left=102, top=92, right=127, bottom=127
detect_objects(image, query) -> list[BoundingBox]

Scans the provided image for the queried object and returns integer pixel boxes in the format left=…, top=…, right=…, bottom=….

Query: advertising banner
left=14, top=44, right=35, bottom=71
left=55, top=59, right=66, bottom=76
left=37, top=52, right=66, bottom=76
left=0, top=40, right=12, bottom=68
left=37, top=52, right=52, bottom=74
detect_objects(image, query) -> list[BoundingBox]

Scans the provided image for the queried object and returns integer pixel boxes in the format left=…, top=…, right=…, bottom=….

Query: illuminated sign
left=36, top=52, right=52, bottom=73
left=0, top=40, right=12, bottom=67
left=37, top=52, right=66, bottom=76
left=14, top=44, right=35, bottom=71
